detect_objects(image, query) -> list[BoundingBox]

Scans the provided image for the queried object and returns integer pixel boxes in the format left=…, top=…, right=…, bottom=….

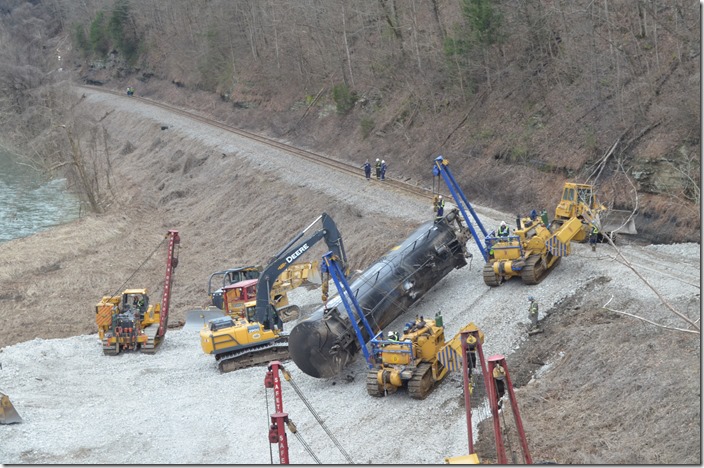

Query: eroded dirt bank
left=0, top=88, right=699, bottom=464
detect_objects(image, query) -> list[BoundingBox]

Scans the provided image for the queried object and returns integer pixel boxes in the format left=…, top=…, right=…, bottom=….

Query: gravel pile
left=0, top=89, right=699, bottom=464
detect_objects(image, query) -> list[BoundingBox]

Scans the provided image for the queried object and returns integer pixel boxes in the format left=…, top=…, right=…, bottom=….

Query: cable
left=106, top=235, right=168, bottom=300
left=288, top=424, right=321, bottom=464
left=282, top=367, right=355, bottom=464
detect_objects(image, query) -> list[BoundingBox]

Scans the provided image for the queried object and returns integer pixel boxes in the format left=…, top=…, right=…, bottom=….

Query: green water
left=0, top=150, right=80, bottom=243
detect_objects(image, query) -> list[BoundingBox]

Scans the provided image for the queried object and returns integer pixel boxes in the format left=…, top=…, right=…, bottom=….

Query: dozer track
left=102, top=338, right=119, bottom=356
left=366, top=370, right=384, bottom=397
left=216, top=338, right=290, bottom=373
left=483, top=263, right=502, bottom=287
left=408, top=363, right=434, bottom=400
left=521, top=254, right=560, bottom=285
left=140, top=325, right=160, bottom=354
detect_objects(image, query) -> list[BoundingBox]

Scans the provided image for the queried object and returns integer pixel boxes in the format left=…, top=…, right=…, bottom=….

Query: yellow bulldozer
left=366, top=314, right=484, bottom=400
left=552, top=182, right=637, bottom=240
left=482, top=212, right=585, bottom=286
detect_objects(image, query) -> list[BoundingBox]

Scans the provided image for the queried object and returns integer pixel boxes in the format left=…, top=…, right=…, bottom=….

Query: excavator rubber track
left=408, top=363, right=434, bottom=400
left=216, top=338, right=290, bottom=373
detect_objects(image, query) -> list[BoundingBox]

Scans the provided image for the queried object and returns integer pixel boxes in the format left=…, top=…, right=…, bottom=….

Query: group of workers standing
left=362, top=158, right=387, bottom=181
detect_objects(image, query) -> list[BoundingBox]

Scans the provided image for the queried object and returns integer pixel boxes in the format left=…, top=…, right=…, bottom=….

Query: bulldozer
left=0, top=392, right=22, bottom=424
left=95, top=230, right=180, bottom=355
left=482, top=212, right=585, bottom=286
left=185, top=262, right=319, bottom=328
left=366, top=314, right=484, bottom=400
left=552, top=182, right=637, bottom=240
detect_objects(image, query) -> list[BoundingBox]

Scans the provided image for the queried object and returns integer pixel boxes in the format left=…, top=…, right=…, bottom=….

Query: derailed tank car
left=288, top=209, right=471, bottom=379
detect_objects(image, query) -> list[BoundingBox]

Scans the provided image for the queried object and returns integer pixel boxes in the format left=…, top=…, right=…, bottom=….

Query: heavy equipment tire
left=483, top=263, right=502, bottom=287
left=366, top=370, right=384, bottom=397
left=408, top=363, right=434, bottom=400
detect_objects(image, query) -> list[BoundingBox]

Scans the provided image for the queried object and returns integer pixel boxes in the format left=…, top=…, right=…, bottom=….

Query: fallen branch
left=597, top=158, right=699, bottom=333
left=602, top=296, right=700, bottom=335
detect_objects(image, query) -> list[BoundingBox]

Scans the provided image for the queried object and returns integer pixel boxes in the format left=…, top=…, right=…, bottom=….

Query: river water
left=0, top=150, right=80, bottom=243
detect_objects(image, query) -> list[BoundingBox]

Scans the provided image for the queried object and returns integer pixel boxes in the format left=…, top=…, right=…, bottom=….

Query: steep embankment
left=0, top=88, right=699, bottom=464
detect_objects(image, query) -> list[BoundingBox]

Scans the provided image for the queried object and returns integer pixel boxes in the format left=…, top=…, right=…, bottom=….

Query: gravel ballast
left=0, top=89, right=699, bottom=464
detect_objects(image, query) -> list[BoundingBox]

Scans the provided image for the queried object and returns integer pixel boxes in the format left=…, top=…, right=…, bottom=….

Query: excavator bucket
left=600, top=209, right=637, bottom=235
left=0, top=393, right=22, bottom=424
left=183, top=307, right=226, bottom=331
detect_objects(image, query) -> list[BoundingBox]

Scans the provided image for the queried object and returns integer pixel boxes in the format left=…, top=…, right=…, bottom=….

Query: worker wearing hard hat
left=528, top=296, right=539, bottom=332
left=434, top=195, right=445, bottom=222
left=387, top=330, right=400, bottom=342
left=375, top=158, right=382, bottom=179
left=380, top=160, right=387, bottom=180
left=497, top=221, right=510, bottom=237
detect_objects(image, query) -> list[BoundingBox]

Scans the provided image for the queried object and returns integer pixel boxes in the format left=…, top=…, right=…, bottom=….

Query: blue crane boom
left=433, top=156, right=489, bottom=261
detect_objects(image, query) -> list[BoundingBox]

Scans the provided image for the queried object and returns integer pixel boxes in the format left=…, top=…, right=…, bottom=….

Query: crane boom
left=433, top=155, right=489, bottom=261
left=157, top=230, right=180, bottom=339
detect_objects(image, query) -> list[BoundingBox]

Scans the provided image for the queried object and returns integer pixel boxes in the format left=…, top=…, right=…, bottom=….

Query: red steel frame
left=460, top=330, right=533, bottom=464
left=264, top=361, right=290, bottom=464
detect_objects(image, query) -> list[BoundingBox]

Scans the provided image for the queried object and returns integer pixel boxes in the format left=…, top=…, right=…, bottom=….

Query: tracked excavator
left=199, top=213, right=347, bottom=373
left=95, top=230, right=180, bottom=355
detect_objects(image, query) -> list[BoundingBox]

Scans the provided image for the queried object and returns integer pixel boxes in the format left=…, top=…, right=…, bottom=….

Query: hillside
left=0, top=88, right=699, bottom=464
left=0, top=0, right=699, bottom=243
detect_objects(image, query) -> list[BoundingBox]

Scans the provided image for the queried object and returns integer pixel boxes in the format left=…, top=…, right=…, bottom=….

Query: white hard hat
left=439, top=195, right=442, bottom=199
left=387, top=331, right=394, bottom=337
left=382, top=160, right=385, bottom=163
left=501, top=221, right=506, bottom=226
left=376, top=158, right=380, bottom=161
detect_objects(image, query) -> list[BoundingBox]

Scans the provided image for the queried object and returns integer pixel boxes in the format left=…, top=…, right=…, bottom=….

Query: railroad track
left=81, top=85, right=436, bottom=202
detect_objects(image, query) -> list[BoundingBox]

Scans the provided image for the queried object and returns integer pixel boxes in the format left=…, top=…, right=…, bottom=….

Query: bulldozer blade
left=183, top=307, right=225, bottom=331
left=600, top=210, right=637, bottom=235
left=0, top=394, right=22, bottom=424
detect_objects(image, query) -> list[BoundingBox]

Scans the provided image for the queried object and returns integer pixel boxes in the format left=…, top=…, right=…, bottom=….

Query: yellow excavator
left=366, top=315, right=484, bottom=400
left=0, top=392, right=21, bottom=424
left=200, top=213, right=347, bottom=373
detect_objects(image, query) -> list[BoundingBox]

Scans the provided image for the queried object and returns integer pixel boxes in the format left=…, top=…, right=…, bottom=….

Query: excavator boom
left=201, top=213, right=347, bottom=373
